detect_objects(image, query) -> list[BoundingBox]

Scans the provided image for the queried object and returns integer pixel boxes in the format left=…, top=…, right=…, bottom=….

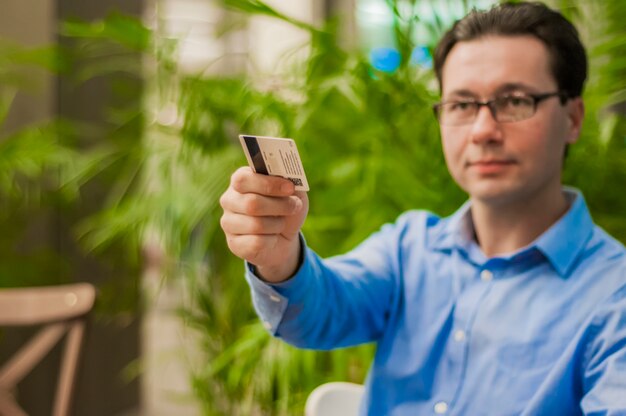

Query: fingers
left=230, top=166, right=295, bottom=197
left=220, top=192, right=303, bottom=217
left=219, top=166, right=308, bottom=269
left=220, top=212, right=286, bottom=235
left=220, top=167, right=302, bottom=216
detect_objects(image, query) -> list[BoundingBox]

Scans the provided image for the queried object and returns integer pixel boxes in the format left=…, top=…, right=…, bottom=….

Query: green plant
left=183, top=0, right=626, bottom=413
left=555, top=0, right=626, bottom=242
left=0, top=38, right=72, bottom=288
left=60, top=1, right=468, bottom=413
left=1, top=0, right=624, bottom=414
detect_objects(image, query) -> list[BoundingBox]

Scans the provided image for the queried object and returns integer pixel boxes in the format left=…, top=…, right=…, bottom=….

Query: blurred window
left=155, top=0, right=247, bottom=74
left=356, top=0, right=496, bottom=72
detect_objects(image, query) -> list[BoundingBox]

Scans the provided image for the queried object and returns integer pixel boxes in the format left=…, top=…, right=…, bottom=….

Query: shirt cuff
left=245, top=234, right=312, bottom=335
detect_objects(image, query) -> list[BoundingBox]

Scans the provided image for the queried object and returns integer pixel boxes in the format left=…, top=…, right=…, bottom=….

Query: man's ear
left=566, top=97, right=584, bottom=144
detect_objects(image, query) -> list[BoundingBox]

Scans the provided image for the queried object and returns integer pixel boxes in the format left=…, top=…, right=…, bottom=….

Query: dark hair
left=433, top=2, right=587, bottom=98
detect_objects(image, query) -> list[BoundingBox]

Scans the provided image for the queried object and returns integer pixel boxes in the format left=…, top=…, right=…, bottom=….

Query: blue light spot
left=370, top=47, right=401, bottom=73
left=410, top=46, right=432, bottom=69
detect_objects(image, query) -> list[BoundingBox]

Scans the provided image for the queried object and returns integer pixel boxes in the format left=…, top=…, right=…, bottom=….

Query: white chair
left=305, top=382, right=365, bottom=416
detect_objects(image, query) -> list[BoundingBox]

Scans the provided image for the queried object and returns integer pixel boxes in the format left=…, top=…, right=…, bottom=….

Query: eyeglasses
left=432, top=91, right=568, bottom=126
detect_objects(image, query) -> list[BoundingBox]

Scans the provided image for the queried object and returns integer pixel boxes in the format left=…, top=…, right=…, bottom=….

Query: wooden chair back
left=0, top=283, right=96, bottom=416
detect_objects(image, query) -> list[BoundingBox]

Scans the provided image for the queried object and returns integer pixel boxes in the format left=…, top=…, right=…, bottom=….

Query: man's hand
left=219, top=167, right=309, bottom=283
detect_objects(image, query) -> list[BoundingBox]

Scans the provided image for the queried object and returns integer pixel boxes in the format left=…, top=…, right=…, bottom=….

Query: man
left=219, top=2, right=626, bottom=414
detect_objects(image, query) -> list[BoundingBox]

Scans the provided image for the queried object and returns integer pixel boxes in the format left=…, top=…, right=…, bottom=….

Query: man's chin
left=466, top=183, right=524, bottom=207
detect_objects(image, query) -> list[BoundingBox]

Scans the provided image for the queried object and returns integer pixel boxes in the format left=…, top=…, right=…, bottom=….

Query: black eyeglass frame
left=432, top=91, right=570, bottom=126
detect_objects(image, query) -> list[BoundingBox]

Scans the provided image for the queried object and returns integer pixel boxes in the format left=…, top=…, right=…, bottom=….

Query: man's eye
left=501, top=96, right=531, bottom=108
left=450, top=102, right=474, bottom=111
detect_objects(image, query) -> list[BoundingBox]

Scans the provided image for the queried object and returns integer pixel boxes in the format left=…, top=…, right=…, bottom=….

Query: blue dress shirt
left=246, top=189, right=626, bottom=415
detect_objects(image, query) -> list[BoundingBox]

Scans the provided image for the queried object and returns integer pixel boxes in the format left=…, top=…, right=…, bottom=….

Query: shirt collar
left=430, top=199, right=473, bottom=252
left=533, top=188, right=594, bottom=277
left=430, top=188, right=594, bottom=277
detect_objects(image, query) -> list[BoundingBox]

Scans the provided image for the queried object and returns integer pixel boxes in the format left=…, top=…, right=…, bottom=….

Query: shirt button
left=434, top=401, right=448, bottom=414
left=269, top=294, right=281, bottom=303
left=480, top=269, right=493, bottom=282
left=453, top=329, right=466, bottom=342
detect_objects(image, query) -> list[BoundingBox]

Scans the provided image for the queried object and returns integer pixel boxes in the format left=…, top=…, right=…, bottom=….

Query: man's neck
left=470, top=186, right=571, bottom=257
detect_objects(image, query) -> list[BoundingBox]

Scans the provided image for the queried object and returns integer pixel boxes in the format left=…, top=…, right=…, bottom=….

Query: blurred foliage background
left=1, top=0, right=625, bottom=414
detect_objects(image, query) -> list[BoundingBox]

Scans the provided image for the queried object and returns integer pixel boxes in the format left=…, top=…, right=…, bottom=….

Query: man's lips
left=467, top=159, right=516, bottom=174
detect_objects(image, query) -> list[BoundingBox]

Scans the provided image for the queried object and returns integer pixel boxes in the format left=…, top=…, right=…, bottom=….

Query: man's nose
left=469, top=105, right=503, bottom=144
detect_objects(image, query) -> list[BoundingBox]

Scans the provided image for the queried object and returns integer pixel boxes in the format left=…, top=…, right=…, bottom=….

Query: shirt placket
left=432, top=259, right=497, bottom=415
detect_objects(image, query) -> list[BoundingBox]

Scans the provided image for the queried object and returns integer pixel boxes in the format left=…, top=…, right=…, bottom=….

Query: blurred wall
left=0, top=0, right=55, bottom=133
left=247, top=0, right=317, bottom=74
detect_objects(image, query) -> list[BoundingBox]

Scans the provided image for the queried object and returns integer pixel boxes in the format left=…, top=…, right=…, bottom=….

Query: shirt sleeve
left=244, top=213, right=416, bottom=350
left=580, top=283, right=626, bottom=414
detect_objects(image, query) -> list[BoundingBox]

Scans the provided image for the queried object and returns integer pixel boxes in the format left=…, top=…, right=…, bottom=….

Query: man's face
left=439, top=35, right=583, bottom=206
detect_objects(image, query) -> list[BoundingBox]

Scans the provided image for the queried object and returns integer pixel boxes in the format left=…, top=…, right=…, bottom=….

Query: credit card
left=239, top=134, right=309, bottom=191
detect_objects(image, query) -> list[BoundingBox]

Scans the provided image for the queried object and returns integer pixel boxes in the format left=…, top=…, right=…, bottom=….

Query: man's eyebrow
left=494, top=83, right=536, bottom=94
left=444, top=89, right=477, bottom=100
left=444, top=83, right=540, bottom=100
